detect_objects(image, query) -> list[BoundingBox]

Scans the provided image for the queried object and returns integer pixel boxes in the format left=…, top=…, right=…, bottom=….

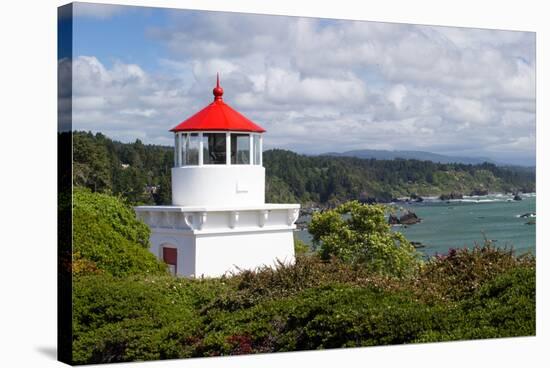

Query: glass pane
left=180, top=133, right=187, bottom=165
left=204, top=133, right=226, bottom=165
left=201, top=134, right=209, bottom=164
left=231, top=134, right=250, bottom=164
left=185, top=133, right=199, bottom=165
left=253, top=135, right=261, bottom=165
left=174, top=133, right=179, bottom=166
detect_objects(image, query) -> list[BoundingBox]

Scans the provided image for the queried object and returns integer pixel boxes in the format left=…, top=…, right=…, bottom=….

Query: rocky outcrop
left=388, top=210, right=422, bottom=225
left=388, top=211, right=422, bottom=225
left=470, top=188, right=489, bottom=196
left=388, top=214, right=400, bottom=225
left=391, top=195, right=424, bottom=203
left=439, top=192, right=463, bottom=201
left=411, top=241, right=425, bottom=249
left=400, top=211, right=421, bottom=225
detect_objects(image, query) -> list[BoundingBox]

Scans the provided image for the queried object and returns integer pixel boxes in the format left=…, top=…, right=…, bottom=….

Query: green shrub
left=309, top=201, right=421, bottom=278
left=293, top=237, right=309, bottom=255
left=415, top=242, right=535, bottom=302
left=72, top=274, right=229, bottom=364
left=73, top=188, right=166, bottom=277
left=72, top=253, right=536, bottom=363
left=196, top=283, right=452, bottom=355
left=417, top=266, right=536, bottom=342
left=207, top=256, right=403, bottom=312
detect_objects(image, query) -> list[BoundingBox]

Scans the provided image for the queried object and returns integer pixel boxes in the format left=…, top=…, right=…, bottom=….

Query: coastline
left=296, top=193, right=536, bottom=257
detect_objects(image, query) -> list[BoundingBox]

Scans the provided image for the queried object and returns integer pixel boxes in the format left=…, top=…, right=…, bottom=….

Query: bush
left=72, top=275, right=229, bottom=364
left=206, top=255, right=404, bottom=312
left=73, top=188, right=166, bottom=277
left=195, top=283, right=452, bottom=355
left=293, top=238, right=309, bottom=255
left=309, top=201, right=421, bottom=278
left=417, top=266, right=536, bottom=342
left=72, top=252, right=536, bottom=363
left=415, top=242, right=535, bottom=302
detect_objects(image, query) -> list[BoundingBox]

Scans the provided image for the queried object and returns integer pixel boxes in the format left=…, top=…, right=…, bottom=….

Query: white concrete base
left=149, top=228, right=295, bottom=277
left=135, top=204, right=300, bottom=278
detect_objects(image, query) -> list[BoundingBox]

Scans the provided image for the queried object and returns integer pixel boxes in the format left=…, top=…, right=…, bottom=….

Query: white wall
left=194, top=229, right=295, bottom=277
left=150, top=232, right=196, bottom=277
left=172, top=165, right=265, bottom=206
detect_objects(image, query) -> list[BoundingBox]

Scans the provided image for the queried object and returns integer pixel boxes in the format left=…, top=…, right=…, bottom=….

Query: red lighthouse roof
left=170, top=75, right=266, bottom=133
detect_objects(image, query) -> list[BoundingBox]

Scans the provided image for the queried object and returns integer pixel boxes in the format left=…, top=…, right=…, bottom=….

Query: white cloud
left=72, top=11, right=536, bottom=164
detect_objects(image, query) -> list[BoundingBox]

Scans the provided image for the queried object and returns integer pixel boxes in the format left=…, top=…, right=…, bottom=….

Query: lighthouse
left=135, top=76, right=300, bottom=277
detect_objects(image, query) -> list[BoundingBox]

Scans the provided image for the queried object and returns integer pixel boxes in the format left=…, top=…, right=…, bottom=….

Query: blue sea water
left=295, top=194, right=536, bottom=257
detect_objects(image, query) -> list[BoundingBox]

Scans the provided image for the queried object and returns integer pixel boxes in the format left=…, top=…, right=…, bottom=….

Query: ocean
left=295, top=193, right=536, bottom=257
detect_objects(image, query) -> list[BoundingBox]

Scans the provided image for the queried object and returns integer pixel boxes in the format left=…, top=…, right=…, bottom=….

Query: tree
left=308, top=201, right=421, bottom=278
left=73, top=131, right=112, bottom=191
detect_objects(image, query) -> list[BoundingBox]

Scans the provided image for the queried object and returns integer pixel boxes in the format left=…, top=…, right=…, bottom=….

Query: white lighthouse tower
left=135, top=76, right=300, bottom=277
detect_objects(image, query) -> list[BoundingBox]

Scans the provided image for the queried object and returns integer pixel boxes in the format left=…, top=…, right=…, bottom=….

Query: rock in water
left=470, top=188, right=489, bottom=196
left=388, top=214, right=400, bottom=225
left=411, top=241, right=425, bottom=248
left=513, top=194, right=522, bottom=201
left=440, top=192, right=464, bottom=200
left=399, top=211, right=421, bottom=225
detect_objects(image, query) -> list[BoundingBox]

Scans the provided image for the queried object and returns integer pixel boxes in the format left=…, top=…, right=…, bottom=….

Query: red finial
left=213, top=73, right=224, bottom=101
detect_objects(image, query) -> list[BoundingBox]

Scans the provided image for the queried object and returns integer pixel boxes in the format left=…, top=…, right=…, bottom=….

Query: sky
left=65, top=2, right=536, bottom=166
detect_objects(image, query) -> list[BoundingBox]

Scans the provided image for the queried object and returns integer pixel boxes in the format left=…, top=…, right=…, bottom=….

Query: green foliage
left=73, top=188, right=167, bottom=277
left=263, top=150, right=536, bottom=204
left=309, top=201, right=421, bottom=277
left=417, top=267, right=536, bottom=342
left=73, top=132, right=112, bottom=192
left=266, top=176, right=298, bottom=203
left=270, top=284, right=449, bottom=350
left=195, top=283, right=450, bottom=355
left=415, top=242, right=536, bottom=302
left=73, top=131, right=173, bottom=205
left=293, top=238, right=309, bottom=255
left=72, top=252, right=535, bottom=363
left=72, top=275, right=228, bottom=364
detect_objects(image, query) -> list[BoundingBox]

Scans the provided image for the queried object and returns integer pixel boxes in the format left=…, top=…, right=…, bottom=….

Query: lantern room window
left=184, top=133, right=199, bottom=165
left=253, top=134, right=262, bottom=165
left=203, top=133, right=227, bottom=165
left=231, top=134, right=250, bottom=164
left=175, top=131, right=263, bottom=167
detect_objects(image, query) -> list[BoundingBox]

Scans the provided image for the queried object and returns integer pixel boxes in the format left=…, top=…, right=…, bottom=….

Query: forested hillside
left=73, top=131, right=173, bottom=205
left=264, top=150, right=535, bottom=205
left=72, top=131, right=535, bottom=206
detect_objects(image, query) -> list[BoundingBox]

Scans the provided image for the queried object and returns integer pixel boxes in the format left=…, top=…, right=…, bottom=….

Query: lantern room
left=169, top=75, right=267, bottom=207
left=170, top=75, right=265, bottom=167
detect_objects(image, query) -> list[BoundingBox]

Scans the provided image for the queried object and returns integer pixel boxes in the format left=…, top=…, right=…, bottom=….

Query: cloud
left=72, top=9, right=536, bottom=165
left=71, top=56, right=190, bottom=144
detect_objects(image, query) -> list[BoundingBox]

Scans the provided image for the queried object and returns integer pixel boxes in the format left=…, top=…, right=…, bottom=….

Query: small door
left=163, top=247, right=177, bottom=275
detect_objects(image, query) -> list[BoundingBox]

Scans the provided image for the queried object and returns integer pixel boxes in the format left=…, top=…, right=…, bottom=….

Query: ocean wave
left=448, top=198, right=503, bottom=203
